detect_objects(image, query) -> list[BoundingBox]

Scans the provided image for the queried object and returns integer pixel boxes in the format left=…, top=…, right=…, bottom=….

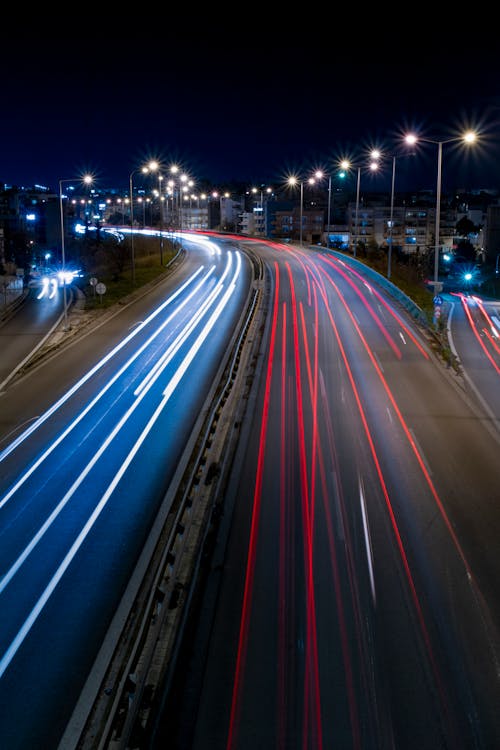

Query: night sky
left=2, top=16, right=500, bottom=195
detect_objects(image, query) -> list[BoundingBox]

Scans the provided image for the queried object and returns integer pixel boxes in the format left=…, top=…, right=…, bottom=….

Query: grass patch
left=77, top=238, right=178, bottom=310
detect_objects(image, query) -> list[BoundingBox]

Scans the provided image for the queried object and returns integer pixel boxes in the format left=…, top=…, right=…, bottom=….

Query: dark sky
left=2, top=16, right=500, bottom=195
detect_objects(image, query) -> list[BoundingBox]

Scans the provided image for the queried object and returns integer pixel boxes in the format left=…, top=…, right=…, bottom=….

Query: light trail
left=0, top=251, right=242, bottom=678
left=313, top=267, right=456, bottom=736
left=321, top=253, right=430, bottom=360
left=134, top=252, right=234, bottom=396
left=226, top=261, right=281, bottom=750
left=459, top=293, right=500, bottom=372
left=0, top=264, right=208, bottom=462
left=0, top=264, right=220, bottom=509
left=286, top=262, right=324, bottom=749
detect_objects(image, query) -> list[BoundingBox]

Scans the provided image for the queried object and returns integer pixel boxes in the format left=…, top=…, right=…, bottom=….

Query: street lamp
left=59, top=174, right=92, bottom=331
left=313, top=170, right=332, bottom=247
left=381, top=145, right=418, bottom=280
left=340, top=150, right=381, bottom=258
left=145, top=160, right=165, bottom=265
left=251, top=185, right=272, bottom=236
left=287, top=176, right=304, bottom=245
left=179, top=173, right=192, bottom=237
left=405, top=130, right=477, bottom=290
left=137, top=197, right=146, bottom=227
left=387, top=155, right=396, bottom=279
left=129, top=164, right=150, bottom=286
left=287, top=175, right=317, bottom=246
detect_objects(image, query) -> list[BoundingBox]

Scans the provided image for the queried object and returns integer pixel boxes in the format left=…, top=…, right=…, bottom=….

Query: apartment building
left=1, top=183, right=498, bottom=271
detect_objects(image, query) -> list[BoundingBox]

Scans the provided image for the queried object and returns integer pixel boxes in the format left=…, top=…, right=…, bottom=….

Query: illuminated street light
left=405, top=130, right=477, bottom=291
left=387, top=154, right=396, bottom=279
left=165, top=166, right=191, bottom=242
left=145, top=160, right=165, bottom=265
left=287, top=175, right=317, bottom=246
left=380, top=145, right=415, bottom=279
left=59, top=174, right=93, bottom=331
left=251, top=185, right=273, bottom=207
left=251, top=185, right=272, bottom=236
left=287, top=176, right=304, bottom=246
left=313, top=170, right=332, bottom=245
left=340, top=150, right=381, bottom=258
left=129, top=164, right=150, bottom=286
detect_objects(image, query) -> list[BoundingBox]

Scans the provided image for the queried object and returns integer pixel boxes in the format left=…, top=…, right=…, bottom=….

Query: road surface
left=153, top=240, right=500, bottom=750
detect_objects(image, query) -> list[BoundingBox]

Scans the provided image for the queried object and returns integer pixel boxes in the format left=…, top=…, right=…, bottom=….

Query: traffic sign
left=433, top=295, right=443, bottom=306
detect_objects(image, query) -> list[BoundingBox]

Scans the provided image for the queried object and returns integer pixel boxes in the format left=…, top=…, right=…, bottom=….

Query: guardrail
left=73, top=249, right=266, bottom=749
left=323, top=249, right=429, bottom=327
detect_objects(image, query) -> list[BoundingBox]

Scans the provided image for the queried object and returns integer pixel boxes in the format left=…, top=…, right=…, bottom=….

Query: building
left=2, top=182, right=500, bottom=275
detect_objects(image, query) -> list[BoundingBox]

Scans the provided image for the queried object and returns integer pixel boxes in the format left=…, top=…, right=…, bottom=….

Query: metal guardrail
left=71, top=249, right=265, bottom=750
left=323, top=249, right=429, bottom=326
left=0, top=280, right=28, bottom=321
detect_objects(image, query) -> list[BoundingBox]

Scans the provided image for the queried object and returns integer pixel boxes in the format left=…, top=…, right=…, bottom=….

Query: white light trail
left=134, top=252, right=233, bottom=396
left=0, top=250, right=242, bottom=678
left=359, top=479, right=376, bottom=605
left=0, top=266, right=216, bottom=509
left=0, top=265, right=207, bottom=463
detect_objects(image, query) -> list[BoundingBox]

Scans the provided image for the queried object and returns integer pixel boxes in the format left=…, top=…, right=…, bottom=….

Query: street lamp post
left=287, top=176, right=303, bottom=245
left=340, top=151, right=381, bottom=258
left=129, top=172, right=135, bottom=285
left=405, top=130, right=477, bottom=290
left=299, top=181, right=304, bottom=246
left=137, top=198, right=145, bottom=227
left=377, top=145, right=416, bottom=279
left=251, top=186, right=272, bottom=236
left=130, top=164, right=154, bottom=283
left=327, top=175, right=332, bottom=243
left=287, top=175, right=318, bottom=246
left=158, top=174, right=164, bottom=265
left=314, top=171, right=332, bottom=247
left=387, top=155, right=396, bottom=279
left=354, top=166, right=361, bottom=257
left=59, top=174, right=92, bottom=331
left=145, top=161, right=165, bottom=265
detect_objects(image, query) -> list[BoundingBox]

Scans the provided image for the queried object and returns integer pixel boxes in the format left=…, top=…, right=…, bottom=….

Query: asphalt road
left=153, top=241, right=500, bottom=750
left=0, top=284, right=64, bottom=389
left=446, top=290, right=500, bottom=429
left=2, top=239, right=500, bottom=750
left=0, top=236, right=253, bottom=750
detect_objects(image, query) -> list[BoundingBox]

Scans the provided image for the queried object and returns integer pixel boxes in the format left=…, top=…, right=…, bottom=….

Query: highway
left=0, top=235, right=253, bottom=749
left=1, top=234, right=500, bottom=750
left=153, top=240, right=500, bottom=749
left=447, top=290, right=500, bottom=429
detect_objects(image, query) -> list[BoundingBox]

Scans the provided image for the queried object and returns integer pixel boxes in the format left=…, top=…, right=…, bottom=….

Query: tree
left=455, top=216, right=478, bottom=238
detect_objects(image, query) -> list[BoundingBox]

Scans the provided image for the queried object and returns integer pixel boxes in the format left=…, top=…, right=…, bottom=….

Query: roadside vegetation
left=73, top=233, right=179, bottom=310
left=67, top=230, right=496, bottom=376
left=73, top=231, right=440, bottom=318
